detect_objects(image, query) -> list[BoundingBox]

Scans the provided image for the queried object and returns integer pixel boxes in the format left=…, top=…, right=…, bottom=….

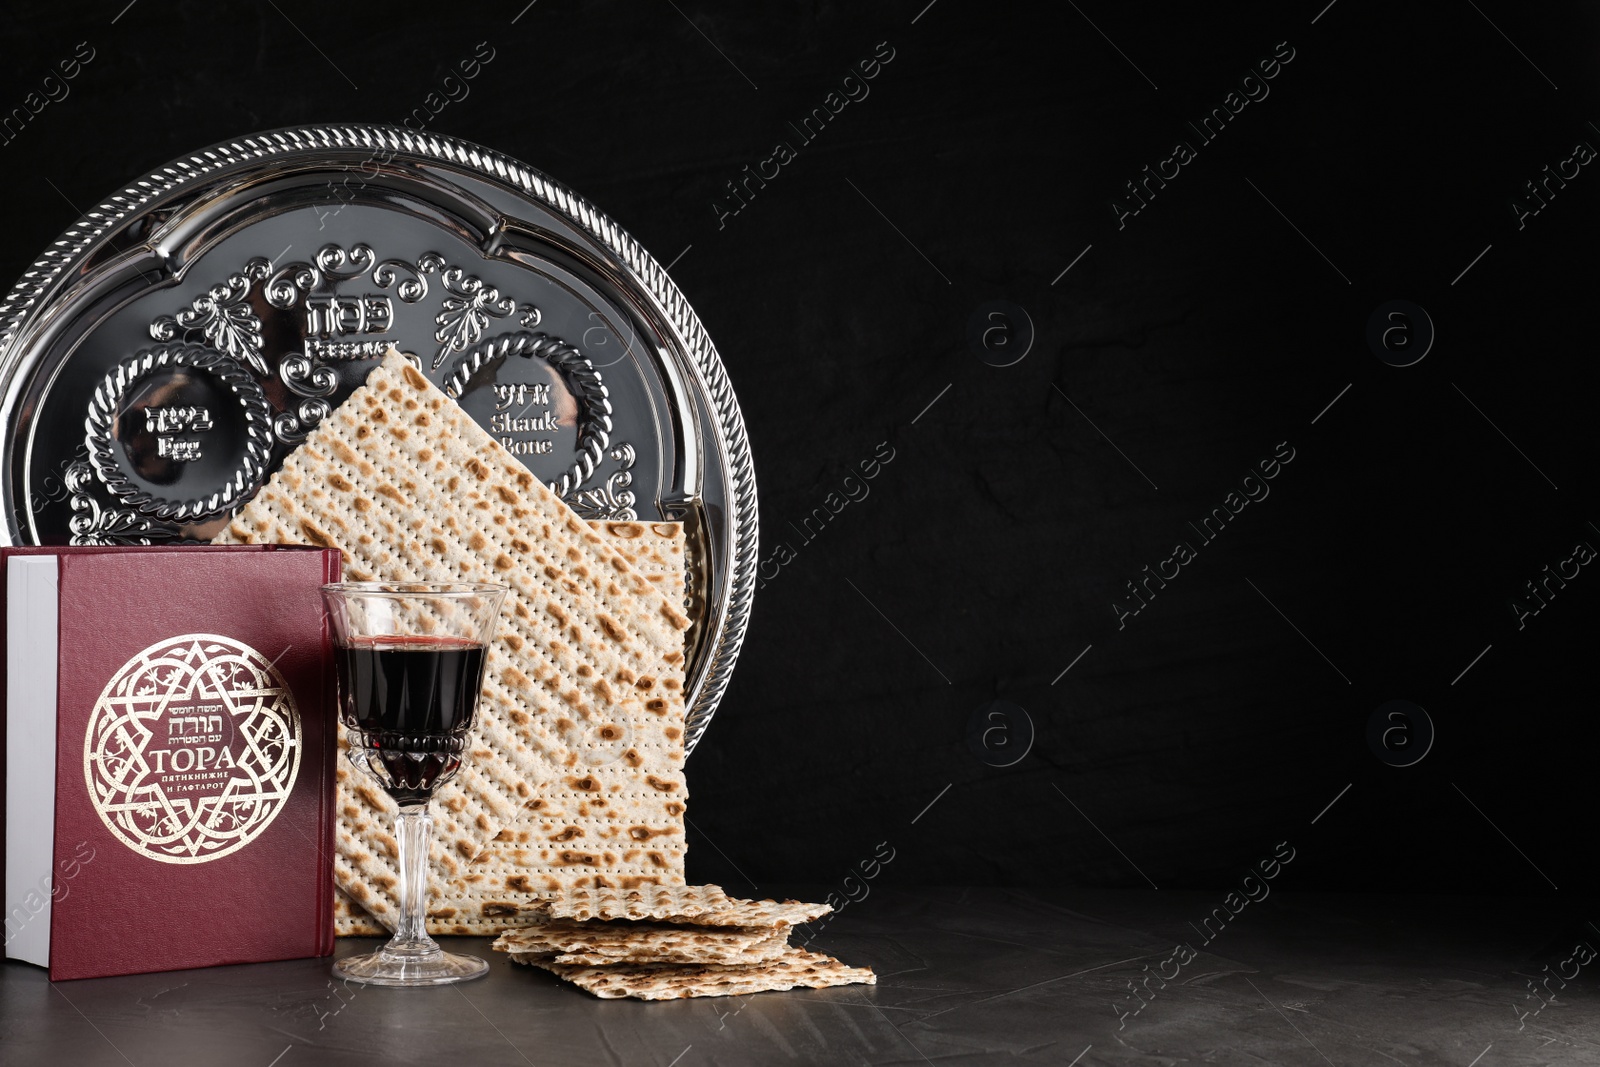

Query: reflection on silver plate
left=0, top=126, right=758, bottom=754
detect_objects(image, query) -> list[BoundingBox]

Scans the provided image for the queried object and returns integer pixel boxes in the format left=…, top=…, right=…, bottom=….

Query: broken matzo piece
left=493, top=918, right=790, bottom=966
left=510, top=945, right=876, bottom=1000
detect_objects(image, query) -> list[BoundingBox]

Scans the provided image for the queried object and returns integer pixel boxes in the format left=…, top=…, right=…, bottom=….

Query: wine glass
left=321, top=581, right=508, bottom=986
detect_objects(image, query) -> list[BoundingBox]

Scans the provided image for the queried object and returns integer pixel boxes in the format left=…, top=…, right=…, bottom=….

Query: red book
left=2, top=545, right=339, bottom=980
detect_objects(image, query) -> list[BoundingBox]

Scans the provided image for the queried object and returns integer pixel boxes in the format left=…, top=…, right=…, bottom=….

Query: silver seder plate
left=0, top=125, right=757, bottom=754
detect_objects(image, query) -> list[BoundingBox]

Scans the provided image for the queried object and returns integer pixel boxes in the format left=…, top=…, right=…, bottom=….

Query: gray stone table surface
left=3, top=888, right=1596, bottom=1066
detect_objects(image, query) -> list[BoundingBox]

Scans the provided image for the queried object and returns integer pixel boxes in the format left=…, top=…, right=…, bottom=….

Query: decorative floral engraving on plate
left=568, top=442, right=638, bottom=521
left=273, top=398, right=334, bottom=445
left=65, top=460, right=173, bottom=545
left=373, top=255, right=433, bottom=304
left=263, top=243, right=379, bottom=310
left=149, top=263, right=272, bottom=375
left=433, top=268, right=516, bottom=369
left=279, top=351, right=339, bottom=398
left=83, top=634, right=301, bottom=864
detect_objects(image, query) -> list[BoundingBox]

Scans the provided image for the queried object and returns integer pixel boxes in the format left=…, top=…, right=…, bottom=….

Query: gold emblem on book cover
left=83, top=634, right=302, bottom=864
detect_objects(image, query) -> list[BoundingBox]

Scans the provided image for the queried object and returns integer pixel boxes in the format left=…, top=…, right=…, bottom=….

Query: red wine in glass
left=321, top=580, right=507, bottom=987
left=337, top=636, right=487, bottom=806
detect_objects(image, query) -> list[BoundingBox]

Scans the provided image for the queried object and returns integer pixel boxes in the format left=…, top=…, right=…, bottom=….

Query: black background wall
left=1, top=1, right=1595, bottom=897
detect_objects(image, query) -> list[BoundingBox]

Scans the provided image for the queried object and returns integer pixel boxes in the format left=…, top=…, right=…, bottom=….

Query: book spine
left=317, top=549, right=341, bottom=956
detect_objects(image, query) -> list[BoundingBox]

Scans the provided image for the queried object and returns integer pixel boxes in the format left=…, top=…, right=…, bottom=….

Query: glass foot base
left=334, top=947, right=489, bottom=987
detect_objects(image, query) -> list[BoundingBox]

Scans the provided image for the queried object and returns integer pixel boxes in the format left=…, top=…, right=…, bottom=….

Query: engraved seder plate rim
left=0, top=125, right=758, bottom=756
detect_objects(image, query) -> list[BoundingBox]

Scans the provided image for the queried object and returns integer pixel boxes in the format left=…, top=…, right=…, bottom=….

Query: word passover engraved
left=83, top=634, right=301, bottom=864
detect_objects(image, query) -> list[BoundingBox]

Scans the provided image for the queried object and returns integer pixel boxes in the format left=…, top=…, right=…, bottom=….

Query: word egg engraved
left=156, top=437, right=202, bottom=462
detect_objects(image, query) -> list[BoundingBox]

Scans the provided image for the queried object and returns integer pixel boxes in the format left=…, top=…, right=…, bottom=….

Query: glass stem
left=390, top=804, right=436, bottom=953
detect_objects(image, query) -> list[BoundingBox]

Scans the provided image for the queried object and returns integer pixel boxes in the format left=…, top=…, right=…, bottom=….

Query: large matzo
left=330, top=519, right=689, bottom=936
left=218, top=351, right=691, bottom=925
left=508, top=884, right=831, bottom=926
